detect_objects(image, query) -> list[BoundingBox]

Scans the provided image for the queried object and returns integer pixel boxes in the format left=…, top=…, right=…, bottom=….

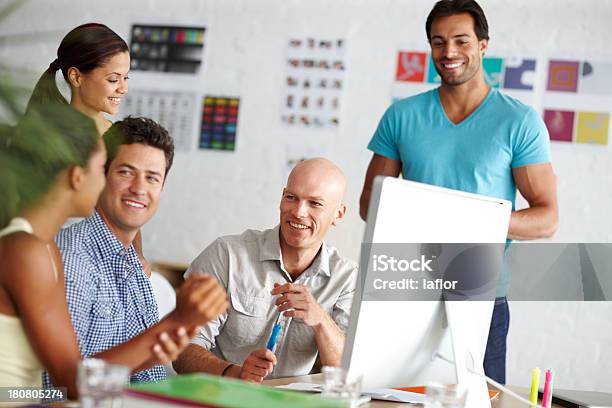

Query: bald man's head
left=279, top=158, right=347, bottom=254
left=287, top=158, right=346, bottom=204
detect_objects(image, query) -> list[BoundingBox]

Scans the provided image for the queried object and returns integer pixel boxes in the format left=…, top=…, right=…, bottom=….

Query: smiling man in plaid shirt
left=46, top=117, right=191, bottom=386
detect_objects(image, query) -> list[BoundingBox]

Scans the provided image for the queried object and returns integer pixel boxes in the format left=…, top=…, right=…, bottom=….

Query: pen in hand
left=266, top=313, right=283, bottom=352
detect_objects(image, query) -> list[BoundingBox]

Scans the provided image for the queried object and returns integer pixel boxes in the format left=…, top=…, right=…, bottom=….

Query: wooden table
left=114, top=373, right=564, bottom=407
left=264, top=374, right=563, bottom=408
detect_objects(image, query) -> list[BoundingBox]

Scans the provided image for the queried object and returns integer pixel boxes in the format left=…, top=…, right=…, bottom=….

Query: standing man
left=48, top=117, right=227, bottom=386
left=360, top=0, right=558, bottom=384
left=174, top=158, right=357, bottom=383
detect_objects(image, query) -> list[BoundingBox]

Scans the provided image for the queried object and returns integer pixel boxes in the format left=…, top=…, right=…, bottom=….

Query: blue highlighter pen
left=266, top=313, right=283, bottom=352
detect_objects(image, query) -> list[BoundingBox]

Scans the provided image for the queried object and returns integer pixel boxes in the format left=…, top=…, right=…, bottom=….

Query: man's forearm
left=173, top=344, right=234, bottom=375
left=359, top=187, right=371, bottom=221
left=508, top=205, right=559, bottom=240
left=313, top=313, right=345, bottom=367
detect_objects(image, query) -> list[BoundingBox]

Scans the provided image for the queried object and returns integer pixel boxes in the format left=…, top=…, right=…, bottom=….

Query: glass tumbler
left=425, top=382, right=467, bottom=408
left=78, top=358, right=130, bottom=408
left=321, top=366, right=363, bottom=407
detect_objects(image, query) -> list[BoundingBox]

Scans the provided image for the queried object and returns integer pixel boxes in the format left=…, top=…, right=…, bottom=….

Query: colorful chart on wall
left=130, top=24, right=206, bottom=73
left=392, top=50, right=536, bottom=105
left=281, top=37, right=346, bottom=129
left=120, top=89, right=197, bottom=152
left=395, top=51, right=537, bottom=89
left=543, top=59, right=612, bottom=146
left=392, top=51, right=612, bottom=146
left=199, top=96, right=240, bottom=151
left=544, top=109, right=610, bottom=146
left=546, top=60, right=580, bottom=93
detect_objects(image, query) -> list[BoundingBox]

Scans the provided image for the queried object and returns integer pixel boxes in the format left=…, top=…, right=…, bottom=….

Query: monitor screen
left=342, top=177, right=512, bottom=393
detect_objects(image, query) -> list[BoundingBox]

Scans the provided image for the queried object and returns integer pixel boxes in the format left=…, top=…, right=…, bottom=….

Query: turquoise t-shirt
left=367, top=88, right=551, bottom=296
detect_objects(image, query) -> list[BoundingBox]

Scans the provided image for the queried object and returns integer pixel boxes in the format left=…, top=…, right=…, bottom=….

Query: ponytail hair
left=26, top=23, right=128, bottom=113
left=26, top=60, right=68, bottom=112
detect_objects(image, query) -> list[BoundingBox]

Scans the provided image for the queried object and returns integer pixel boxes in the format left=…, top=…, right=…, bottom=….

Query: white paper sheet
left=275, top=383, right=424, bottom=404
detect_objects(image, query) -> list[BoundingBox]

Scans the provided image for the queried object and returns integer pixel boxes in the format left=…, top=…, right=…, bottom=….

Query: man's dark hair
left=104, top=116, right=175, bottom=177
left=425, top=0, right=489, bottom=42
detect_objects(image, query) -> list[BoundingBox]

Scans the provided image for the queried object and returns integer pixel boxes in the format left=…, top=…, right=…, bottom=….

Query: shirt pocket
left=224, top=291, right=271, bottom=347
left=89, top=300, right=121, bottom=348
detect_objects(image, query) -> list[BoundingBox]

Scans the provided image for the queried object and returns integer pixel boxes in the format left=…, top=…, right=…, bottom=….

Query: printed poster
left=281, top=37, right=347, bottom=129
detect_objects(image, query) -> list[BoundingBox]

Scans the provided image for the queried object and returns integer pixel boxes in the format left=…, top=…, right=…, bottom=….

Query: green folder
left=127, top=373, right=348, bottom=408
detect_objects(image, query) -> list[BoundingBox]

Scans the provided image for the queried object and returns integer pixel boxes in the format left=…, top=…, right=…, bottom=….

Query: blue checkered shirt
left=43, top=210, right=165, bottom=388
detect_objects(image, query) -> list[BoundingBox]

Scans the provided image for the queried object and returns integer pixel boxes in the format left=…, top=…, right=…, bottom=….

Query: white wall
left=2, top=0, right=611, bottom=392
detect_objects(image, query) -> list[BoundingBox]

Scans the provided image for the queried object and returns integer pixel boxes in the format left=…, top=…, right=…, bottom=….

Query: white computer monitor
left=341, top=177, right=512, bottom=406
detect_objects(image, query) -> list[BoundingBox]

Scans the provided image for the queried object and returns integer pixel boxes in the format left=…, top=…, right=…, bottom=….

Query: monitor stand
left=445, top=301, right=494, bottom=408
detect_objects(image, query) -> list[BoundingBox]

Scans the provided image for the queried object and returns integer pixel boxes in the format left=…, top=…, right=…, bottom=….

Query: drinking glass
left=321, top=366, right=363, bottom=407
left=425, top=382, right=467, bottom=408
left=77, top=358, right=130, bottom=408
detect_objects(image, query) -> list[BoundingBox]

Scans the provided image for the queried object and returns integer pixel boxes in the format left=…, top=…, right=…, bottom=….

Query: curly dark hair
left=425, top=0, right=489, bottom=42
left=103, top=116, right=174, bottom=177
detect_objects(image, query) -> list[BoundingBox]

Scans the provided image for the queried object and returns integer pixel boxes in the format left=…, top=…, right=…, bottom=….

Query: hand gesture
left=174, top=275, right=228, bottom=326
left=149, top=326, right=200, bottom=365
left=271, top=283, right=325, bottom=327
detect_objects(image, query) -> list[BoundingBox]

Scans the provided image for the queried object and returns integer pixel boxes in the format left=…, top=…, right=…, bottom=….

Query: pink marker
left=542, top=369, right=554, bottom=408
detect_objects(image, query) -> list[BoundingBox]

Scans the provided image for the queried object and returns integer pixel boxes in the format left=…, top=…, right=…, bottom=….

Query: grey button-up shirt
left=185, top=226, right=357, bottom=378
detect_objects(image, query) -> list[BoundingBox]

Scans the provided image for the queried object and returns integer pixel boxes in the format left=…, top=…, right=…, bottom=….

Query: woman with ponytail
left=27, top=23, right=153, bottom=273
left=26, top=23, right=130, bottom=136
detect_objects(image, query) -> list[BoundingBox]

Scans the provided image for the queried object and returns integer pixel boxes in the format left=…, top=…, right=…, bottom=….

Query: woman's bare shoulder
left=0, top=232, right=57, bottom=283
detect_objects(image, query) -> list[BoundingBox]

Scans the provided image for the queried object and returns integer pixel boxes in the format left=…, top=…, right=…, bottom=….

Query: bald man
left=174, top=158, right=357, bottom=382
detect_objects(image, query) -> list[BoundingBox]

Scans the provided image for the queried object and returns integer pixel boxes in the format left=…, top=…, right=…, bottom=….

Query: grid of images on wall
left=130, top=24, right=206, bottom=73
left=199, top=96, right=240, bottom=151
left=281, top=37, right=347, bottom=129
left=394, top=51, right=536, bottom=92
left=543, top=60, right=611, bottom=146
left=393, top=51, right=611, bottom=146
